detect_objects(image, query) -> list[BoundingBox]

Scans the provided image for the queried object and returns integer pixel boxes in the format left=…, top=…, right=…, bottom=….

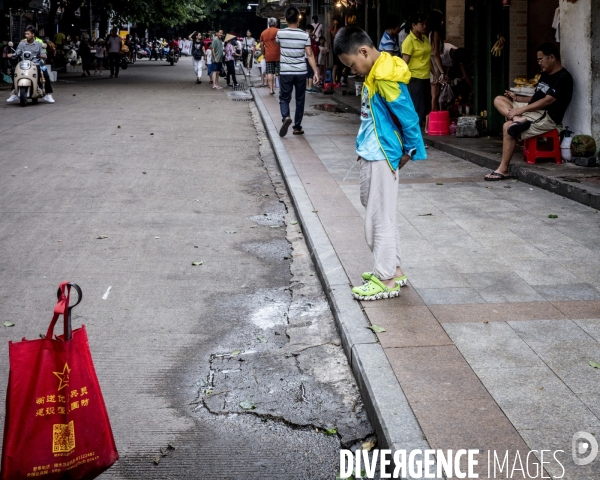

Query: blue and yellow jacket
left=362, top=52, right=427, bottom=170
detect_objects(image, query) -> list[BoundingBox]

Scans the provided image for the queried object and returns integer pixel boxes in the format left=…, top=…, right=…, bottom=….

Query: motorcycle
left=167, top=47, right=179, bottom=66
left=151, top=42, right=162, bottom=61
left=119, top=45, right=129, bottom=70
left=136, top=48, right=149, bottom=60
left=8, top=41, right=46, bottom=107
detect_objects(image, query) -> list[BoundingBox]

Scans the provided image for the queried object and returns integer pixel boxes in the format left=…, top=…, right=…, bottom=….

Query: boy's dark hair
left=383, top=15, right=400, bottom=31
left=306, top=25, right=314, bottom=32
left=319, top=35, right=326, bottom=43
left=312, top=15, right=318, bottom=22
left=409, top=12, right=427, bottom=29
left=537, top=42, right=560, bottom=61
left=285, top=6, right=300, bottom=24
left=25, top=25, right=37, bottom=35
left=333, top=26, right=374, bottom=56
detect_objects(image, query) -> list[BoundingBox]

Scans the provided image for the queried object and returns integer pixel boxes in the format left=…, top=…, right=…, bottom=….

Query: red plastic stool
left=522, top=129, right=562, bottom=165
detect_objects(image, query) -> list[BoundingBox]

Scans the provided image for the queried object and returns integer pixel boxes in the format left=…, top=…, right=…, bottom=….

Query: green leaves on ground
left=324, top=427, right=337, bottom=435
left=96, top=235, right=108, bottom=240
left=3, top=321, right=15, bottom=327
left=548, top=214, right=558, bottom=219
left=589, top=360, right=600, bottom=369
left=256, top=336, right=267, bottom=343
left=231, top=350, right=241, bottom=356
left=436, top=182, right=444, bottom=185
left=290, top=221, right=298, bottom=225
left=367, top=325, right=386, bottom=333
left=337, top=469, right=366, bottom=480
left=239, top=400, right=256, bottom=410
left=191, top=261, right=204, bottom=266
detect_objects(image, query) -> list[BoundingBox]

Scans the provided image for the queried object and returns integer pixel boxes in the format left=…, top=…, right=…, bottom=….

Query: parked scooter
left=119, top=45, right=129, bottom=70
left=8, top=41, right=46, bottom=107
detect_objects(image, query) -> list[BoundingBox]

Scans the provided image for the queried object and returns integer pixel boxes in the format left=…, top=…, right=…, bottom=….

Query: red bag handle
left=45, top=281, right=82, bottom=341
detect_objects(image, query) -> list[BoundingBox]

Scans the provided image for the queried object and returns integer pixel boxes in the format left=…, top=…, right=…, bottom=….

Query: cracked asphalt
left=0, top=58, right=372, bottom=478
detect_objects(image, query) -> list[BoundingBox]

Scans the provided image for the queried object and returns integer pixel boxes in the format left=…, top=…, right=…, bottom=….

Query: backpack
left=192, top=42, right=204, bottom=60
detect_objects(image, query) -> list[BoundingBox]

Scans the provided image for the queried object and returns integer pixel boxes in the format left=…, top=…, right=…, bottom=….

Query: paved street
left=0, top=59, right=373, bottom=478
left=253, top=84, right=600, bottom=479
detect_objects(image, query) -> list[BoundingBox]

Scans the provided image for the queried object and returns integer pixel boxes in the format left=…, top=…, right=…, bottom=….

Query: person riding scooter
left=6, top=25, right=55, bottom=104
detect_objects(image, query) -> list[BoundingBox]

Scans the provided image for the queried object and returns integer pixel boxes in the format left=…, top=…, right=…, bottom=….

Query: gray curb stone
left=251, top=88, right=431, bottom=462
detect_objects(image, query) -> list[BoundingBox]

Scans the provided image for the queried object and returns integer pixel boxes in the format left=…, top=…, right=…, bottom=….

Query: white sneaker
left=42, top=94, right=55, bottom=103
left=6, top=94, right=19, bottom=103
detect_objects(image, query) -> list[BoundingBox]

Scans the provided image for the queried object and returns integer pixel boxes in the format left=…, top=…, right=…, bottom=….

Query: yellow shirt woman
left=401, top=31, right=431, bottom=80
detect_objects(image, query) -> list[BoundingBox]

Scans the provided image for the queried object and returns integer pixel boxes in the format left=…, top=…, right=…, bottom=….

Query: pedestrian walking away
left=211, top=29, right=225, bottom=90
left=260, top=18, right=280, bottom=95
left=189, top=31, right=205, bottom=83
left=402, top=12, right=432, bottom=127
left=334, top=26, right=426, bottom=300
left=107, top=28, right=122, bottom=78
left=242, top=30, right=256, bottom=74
left=305, top=25, right=320, bottom=93
left=6, top=25, right=55, bottom=103
left=276, top=6, right=319, bottom=137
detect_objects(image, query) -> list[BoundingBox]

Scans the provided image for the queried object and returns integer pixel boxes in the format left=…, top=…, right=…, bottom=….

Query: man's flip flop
left=507, top=120, right=532, bottom=138
left=484, top=171, right=515, bottom=181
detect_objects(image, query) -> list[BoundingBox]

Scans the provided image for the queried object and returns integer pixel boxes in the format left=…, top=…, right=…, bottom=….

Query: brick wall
left=509, top=0, right=528, bottom=81
left=445, top=0, right=465, bottom=47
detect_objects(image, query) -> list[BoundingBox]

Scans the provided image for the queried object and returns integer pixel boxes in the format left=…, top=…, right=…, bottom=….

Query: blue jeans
left=279, top=74, right=306, bottom=130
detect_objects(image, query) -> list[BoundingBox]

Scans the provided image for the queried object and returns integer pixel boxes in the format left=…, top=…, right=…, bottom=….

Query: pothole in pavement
left=188, top=103, right=374, bottom=453
left=313, top=104, right=347, bottom=113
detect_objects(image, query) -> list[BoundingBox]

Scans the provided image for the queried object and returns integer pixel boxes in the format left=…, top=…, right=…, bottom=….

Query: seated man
left=485, top=43, right=572, bottom=181
left=6, top=25, right=55, bottom=103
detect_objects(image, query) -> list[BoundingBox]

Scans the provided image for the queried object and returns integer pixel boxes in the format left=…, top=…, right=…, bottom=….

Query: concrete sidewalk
left=253, top=85, right=600, bottom=479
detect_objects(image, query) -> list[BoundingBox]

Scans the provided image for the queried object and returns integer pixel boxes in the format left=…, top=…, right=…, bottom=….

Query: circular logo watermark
left=572, top=432, right=598, bottom=466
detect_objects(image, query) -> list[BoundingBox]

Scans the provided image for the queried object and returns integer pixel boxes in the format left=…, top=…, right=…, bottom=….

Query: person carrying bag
left=1, top=282, right=119, bottom=480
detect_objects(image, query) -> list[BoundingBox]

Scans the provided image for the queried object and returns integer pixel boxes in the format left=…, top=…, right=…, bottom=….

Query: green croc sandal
left=352, top=276, right=401, bottom=301
left=361, top=272, right=408, bottom=287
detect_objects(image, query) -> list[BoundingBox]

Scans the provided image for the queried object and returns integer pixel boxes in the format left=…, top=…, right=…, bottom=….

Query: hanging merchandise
left=491, top=35, right=505, bottom=57
left=502, top=0, right=511, bottom=7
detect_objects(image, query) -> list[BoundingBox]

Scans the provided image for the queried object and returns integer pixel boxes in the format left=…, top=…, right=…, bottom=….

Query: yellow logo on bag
left=53, top=363, right=71, bottom=391
left=53, top=420, right=75, bottom=453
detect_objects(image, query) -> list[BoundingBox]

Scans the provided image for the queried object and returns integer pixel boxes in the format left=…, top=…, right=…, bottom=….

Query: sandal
left=352, top=276, right=400, bottom=301
left=484, top=171, right=515, bottom=181
left=362, top=272, right=408, bottom=287
left=507, top=120, right=532, bottom=139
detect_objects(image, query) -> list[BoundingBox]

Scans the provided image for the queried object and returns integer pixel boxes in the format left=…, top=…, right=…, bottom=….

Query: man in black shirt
left=485, top=43, right=573, bottom=181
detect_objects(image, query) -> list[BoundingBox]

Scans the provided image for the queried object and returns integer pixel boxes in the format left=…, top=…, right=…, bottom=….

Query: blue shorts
left=207, top=63, right=216, bottom=75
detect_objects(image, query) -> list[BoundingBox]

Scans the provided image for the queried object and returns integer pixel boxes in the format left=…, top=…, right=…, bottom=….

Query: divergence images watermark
left=339, top=432, right=599, bottom=479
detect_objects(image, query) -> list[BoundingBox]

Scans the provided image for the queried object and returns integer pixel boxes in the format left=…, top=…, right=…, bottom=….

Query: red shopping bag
left=1, top=282, right=118, bottom=479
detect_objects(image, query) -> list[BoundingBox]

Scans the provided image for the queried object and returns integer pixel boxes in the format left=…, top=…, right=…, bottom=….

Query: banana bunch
left=491, top=36, right=505, bottom=57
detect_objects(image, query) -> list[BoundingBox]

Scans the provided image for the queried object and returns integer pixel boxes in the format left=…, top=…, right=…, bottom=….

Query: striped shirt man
left=275, top=28, right=311, bottom=75
left=379, top=31, right=399, bottom=56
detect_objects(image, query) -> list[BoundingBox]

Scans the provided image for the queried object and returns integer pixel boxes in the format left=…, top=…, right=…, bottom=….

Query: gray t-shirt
left=14, top=40, right=45, bottom=59
left=275, top=28, right=311, bottom=75
left=242, top=37, right=256, bottom=50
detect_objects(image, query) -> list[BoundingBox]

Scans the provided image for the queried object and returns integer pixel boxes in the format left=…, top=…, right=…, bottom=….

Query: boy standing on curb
left=334, top=27, right=426, bottom=301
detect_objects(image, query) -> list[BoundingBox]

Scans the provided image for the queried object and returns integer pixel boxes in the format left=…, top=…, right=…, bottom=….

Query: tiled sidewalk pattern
left=256, top=87, right=600, bottom=479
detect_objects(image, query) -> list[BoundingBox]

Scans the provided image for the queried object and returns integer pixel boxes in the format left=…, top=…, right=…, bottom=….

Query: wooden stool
left=522, top=129, right=562, bottom=165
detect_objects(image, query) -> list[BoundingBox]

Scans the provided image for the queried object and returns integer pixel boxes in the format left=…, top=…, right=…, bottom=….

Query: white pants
left=360, top=159, right=402, bottom=280
left=193, top=58, right=204, bottom=77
